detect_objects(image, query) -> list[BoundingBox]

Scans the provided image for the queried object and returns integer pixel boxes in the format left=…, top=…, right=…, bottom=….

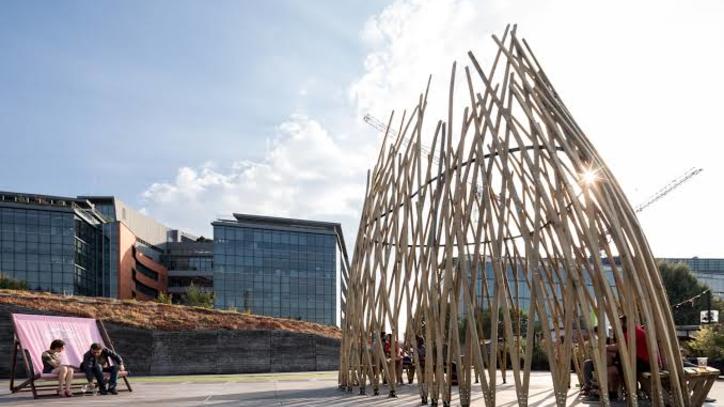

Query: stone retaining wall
left=0, top=304, right=340, bottom=377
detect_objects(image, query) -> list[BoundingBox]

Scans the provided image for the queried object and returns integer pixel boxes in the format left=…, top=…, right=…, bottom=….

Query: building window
left=135, top=262, right=159, bottom=281
left=135, top=280, right=159, bottom=298
left=213, top=223, right=337, bottom=325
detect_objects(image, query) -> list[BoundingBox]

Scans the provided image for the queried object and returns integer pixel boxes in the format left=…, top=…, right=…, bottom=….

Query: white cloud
left=142, top=0, right=724, bottom=257
left=349, top=0, right=724, bottom=257
left=353, top=0, right=484, bottom=117
left=141, top=114, right=371, bottom=238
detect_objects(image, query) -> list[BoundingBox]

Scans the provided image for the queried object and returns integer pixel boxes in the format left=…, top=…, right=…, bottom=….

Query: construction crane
left=362, top=113, right=390, bottom=135
left=634, top=167, right=703, bottom=213
left=363, top=113, right=703, bottom=212
left=363, top=113, right=485, bottom=197
left=363, top=114, right=434, bottom=159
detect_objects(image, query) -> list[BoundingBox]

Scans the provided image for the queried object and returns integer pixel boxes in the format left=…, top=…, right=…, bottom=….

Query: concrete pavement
left=0, top=371, right=721, bottom=406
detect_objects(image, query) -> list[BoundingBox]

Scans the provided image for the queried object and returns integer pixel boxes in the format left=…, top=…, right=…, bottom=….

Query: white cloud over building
left=141, top=0, right=724, bottom=257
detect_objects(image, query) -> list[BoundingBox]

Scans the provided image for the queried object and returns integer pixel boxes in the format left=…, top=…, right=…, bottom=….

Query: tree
left=472, top=307, right=530, bottom=340
left=659, top=261, right=721, bottom=325
left=181, top=283, right=214, bottom=308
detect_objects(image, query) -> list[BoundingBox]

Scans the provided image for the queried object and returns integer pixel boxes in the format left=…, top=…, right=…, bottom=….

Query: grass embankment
left=0, top=289, right=341, bottom=339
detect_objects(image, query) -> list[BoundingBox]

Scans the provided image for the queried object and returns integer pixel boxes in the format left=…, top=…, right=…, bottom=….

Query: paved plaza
left=0, top=371, right=721, bottom=406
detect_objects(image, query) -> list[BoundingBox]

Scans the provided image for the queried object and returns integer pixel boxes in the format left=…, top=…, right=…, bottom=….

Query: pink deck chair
left=9, top=313, right=132, bottom=398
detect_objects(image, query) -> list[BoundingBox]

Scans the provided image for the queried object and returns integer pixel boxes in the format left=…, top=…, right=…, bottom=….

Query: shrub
left=156, top=292, right=173, bottom=304
left=181, top=283, right=214, bottom=308
left=530, top=341, right=550, bottom=371
left=0, top=273, right=28, bottom=290
left=687, top=325, right=724, bottom=362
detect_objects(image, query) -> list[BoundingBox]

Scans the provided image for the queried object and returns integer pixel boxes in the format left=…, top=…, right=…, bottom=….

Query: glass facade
left=0, top=206, right=102, bottom=296
left=163, top=240, right=215, bottom=296
left=213, top=223, right=336, bottom=325
left=168, top=275, right=213, bottom=289
left=1, top=193, right=174, bottom=300
left=93, top=203, right=116, bottom=222
left=136, top=260, right=160, bottom=281
left=165, top=256, right=213, bottom=272
left=101, top=223, right=118, bottom=297
left=459, top=259, right=531, bottom=315
left=459, top=257, right=617, bottom=322
left=134, top=278, right=159, bottom=298
left=74, top=216, right=102, bottom=295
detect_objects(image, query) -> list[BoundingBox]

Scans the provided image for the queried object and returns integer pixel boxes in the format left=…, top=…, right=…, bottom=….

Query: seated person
left=41, top=339, right=74, bottom=397
left=401, top=348, right=413, bottom=383
left=80, top=343, right=125, bottom=395
left=606, top=316, right=652, bottom=399
left=406, top=335, right=426, bottom=384
left=374, top=332, right=384, bottom=381
left=384, top=334, right=404, bottom=385
left=580, top=327, right=599, bottom=396
left=610, top=316, right=651, bottom=375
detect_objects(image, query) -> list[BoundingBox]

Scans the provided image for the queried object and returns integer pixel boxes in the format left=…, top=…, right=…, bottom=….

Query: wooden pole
left=340, top=26, right=690, bottom=407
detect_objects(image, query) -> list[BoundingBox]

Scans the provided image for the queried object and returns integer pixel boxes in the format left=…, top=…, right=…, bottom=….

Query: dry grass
left=0, top=289, right=341, bottom=339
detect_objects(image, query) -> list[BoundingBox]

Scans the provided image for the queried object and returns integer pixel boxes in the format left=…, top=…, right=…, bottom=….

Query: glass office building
left=0, top=192, right=353, bottom=316
left=83, top=196, right=171, bottom=301
left=100, top=223, right=119, bottom=297
left=0, top=192, right=107, bottom=296
left=163, top=239, right=214, bottom=300
left=457, top=258, right=531, bottom=314
left=213, top=214, right=346, bottom=326
left=659, top=257, right=724, bottom=299
left=0, top=192, right=173, bottom=300
left=458, top=256, right=617, bottom=322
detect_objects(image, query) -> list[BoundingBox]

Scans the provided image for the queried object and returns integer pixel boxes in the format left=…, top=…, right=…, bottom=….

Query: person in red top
left=608, top=316, right=651, bottom=379
left=625, top=319, right=651, bottom=375
left=383, top=334, right=404, bottom=385
left=601, top=315, right=652, bottom=401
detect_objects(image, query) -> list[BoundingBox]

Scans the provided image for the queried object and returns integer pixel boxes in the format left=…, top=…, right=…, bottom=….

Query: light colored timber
left=339, top=25, right=711, bottom=407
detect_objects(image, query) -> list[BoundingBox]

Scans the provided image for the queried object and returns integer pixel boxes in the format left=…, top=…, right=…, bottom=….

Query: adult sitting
left=606, top=315, right=651, bottom=399
left=41, top=339, right=74, bottom=397
left=80, top=343, right=125, bottom=395
left=580, top=327, right=598, bottom=396
left=401, top=335, right=426, bottom=384
left=384, top=334, right=404, bottom=385
left=412, top=335, right=426, bottom=384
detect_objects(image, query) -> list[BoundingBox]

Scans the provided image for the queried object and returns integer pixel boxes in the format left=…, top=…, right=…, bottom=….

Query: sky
left=1, top=0, right=723, bottom=258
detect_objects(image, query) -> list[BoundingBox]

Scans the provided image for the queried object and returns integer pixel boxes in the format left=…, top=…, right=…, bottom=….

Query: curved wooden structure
left=339, top=26, right=691, bottom=406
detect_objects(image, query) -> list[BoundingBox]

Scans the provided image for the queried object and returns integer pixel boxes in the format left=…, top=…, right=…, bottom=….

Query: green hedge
left=0, top=274, right=28, bottom=290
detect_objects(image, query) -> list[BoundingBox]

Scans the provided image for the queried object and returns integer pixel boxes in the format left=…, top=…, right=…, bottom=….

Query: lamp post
left=706, top=289, right=711, bottom=325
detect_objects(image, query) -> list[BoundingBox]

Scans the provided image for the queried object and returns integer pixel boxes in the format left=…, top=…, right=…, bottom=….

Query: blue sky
left=2, top=0, right=724, bottom=258
left=0, top=0, right=386, bottom=200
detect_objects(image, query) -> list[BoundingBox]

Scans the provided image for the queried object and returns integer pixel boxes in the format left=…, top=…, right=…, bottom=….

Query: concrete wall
left=0, top=304, right=339, bottom=378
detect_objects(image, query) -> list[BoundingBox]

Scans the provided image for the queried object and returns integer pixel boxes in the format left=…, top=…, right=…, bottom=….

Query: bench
left=8, top=313, right=133, bottom=399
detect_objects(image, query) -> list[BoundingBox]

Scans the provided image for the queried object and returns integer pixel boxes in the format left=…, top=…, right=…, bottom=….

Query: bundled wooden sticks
left=339, top=26, right=688, bottom=407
